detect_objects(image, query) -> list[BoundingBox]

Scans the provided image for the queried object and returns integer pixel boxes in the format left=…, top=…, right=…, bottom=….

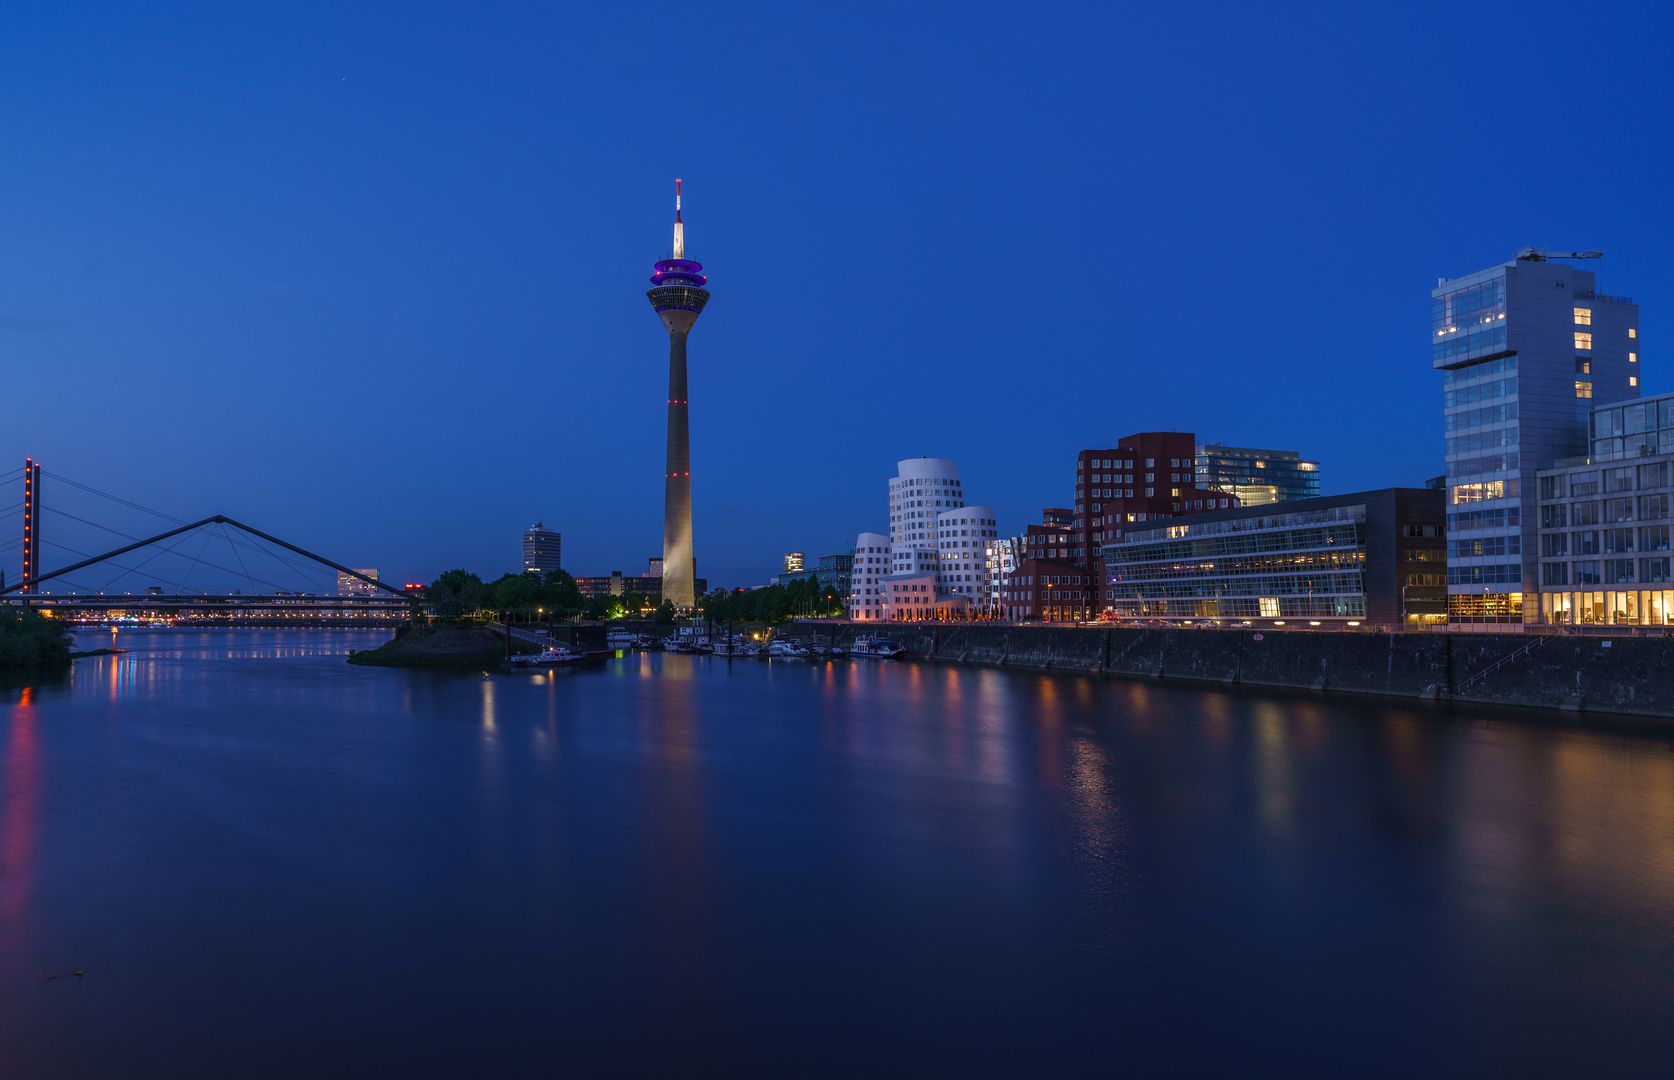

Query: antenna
left=675, top=178, right=682, bottom=223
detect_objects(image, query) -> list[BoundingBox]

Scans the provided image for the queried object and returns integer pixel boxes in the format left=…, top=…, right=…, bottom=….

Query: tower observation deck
left=648, top=179, right=710, bottom=610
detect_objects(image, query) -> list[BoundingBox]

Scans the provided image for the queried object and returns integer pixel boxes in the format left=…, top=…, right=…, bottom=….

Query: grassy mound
left=0, top=608, right=75, bottom=668
left=347, top=625, right=515, bottom=667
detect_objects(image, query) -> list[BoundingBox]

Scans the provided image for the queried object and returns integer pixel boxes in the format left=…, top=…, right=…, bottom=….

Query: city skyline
left=3, top=5, right=1671, bottom=590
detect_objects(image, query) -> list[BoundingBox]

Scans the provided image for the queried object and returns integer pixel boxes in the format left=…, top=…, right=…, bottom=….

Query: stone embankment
left=793, top=622, right=1674, bottom=721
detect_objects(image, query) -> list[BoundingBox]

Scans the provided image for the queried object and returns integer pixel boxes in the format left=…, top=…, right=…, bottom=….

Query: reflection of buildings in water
left=1379, top=713, right=1430, bottom=783
left=1031, top=677, right=1065, bottom=788
left=0, top=693, right=40, bottom=945
left=1066, top=734, right=1125, bottom=893
left=1252, top=703, right=1295, bottom=835
left=1200, top=693, right=1234, bottom=746
left=1547, top=740, right=1674, bottom=914
left=1292, top=703, right=1329, bottom=755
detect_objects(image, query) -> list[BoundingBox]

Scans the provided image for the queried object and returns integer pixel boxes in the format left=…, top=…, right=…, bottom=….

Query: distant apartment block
left=336, top=568, right=380, bottom=597
left=522, top=522, right=562, bottom=574
left=783, top=552, right=805, bottom=573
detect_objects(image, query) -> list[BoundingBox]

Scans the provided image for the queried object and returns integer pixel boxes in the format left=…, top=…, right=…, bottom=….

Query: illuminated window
left=1630, top=352, right=1637, bottom=362
left=1630, top=328, right=1638, bottom=338
left=1575, top=332, right=1593, bottom=350
left=1576, top=358, right=1590, bottom=374
left=1631, top=376, right=1639, bottom=387
left=1576, top=381, right=1593, bottom=398
left=1171, top=488, right=1180, bottom=497
left=1259, top=597, right=1280, bottom=618
left=1574, top=307, right=1592, bottom=325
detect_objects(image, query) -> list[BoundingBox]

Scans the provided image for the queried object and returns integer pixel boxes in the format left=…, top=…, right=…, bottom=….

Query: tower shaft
left=662, top=327, right=695, bottom=609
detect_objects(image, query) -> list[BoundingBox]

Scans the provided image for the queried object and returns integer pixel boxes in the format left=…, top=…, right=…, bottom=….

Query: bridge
left=3, top=461, right=417, bottom=625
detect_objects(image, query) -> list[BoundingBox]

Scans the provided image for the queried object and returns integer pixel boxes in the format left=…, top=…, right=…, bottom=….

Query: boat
left=851, top=636, right=904, bottom=659
left=631, top=636, right=656, bottom=650
left=766, top=640, right=810, bottom=658
left=508, top=645, right=585, bottom=667
left=606, top=629, right=635, bottom=648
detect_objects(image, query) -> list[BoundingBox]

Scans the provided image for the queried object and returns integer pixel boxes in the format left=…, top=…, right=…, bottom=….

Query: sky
left=3, top=1, right=1673, bottom=592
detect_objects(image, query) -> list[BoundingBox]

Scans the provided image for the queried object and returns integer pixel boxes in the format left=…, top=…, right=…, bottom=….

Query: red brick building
left=1074, top=432, right=1235, bottom=614
left=1001, top=557, right=1097, bottom=622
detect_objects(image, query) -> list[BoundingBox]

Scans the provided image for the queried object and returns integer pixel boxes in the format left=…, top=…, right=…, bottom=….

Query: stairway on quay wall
left=792, top=622, right=1674, bottom=723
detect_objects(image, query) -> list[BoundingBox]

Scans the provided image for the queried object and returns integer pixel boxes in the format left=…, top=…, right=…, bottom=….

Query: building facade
left=1000, top=558, right=1097, bottom=622
left=522, top=523, right=562, bottom=574
left=1435, top=251, right=1640, bottom=629
left=935, top=505, right=997, bottom=606
left=1193, top=444, right=1321, bottom=505
left=574, top=572, right=666, bottom=600
left=849, top=532, right=892, bottom=620
left=1532, top=392, right=1674, bottom=626
left=783, top=552, right=805, bottom=573
left=1101, top=489, right=1447, bottom=629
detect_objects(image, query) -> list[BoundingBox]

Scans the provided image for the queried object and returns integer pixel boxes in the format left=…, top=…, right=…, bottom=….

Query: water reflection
left=0, top=632, right=1672, bottom=1073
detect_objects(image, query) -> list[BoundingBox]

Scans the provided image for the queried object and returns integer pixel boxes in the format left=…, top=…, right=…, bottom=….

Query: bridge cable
left=176, top=531, right=215, bottom=594
left=46, top=472, right=327, bottom=581
left=44, top=507, right=308, bottom=595
left=43, top=537, right=199, bottom=595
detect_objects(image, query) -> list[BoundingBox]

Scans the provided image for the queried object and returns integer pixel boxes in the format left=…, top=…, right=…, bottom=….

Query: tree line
left=699, top=578, right=843, bottom=625
left=425, top=568, right=676, bottom=624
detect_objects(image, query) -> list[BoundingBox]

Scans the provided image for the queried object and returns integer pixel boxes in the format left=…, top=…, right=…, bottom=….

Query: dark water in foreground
left=1, top=630, right=1672, bottom=1077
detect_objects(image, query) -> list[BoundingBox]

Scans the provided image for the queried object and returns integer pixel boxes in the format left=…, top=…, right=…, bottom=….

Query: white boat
left=509, top=645, right=585, bottom=667
left=766, top=640, right=810, bottom=658
left=606, top=629, right=635, bottom=648
left=851, top=636, right=904, bottom=659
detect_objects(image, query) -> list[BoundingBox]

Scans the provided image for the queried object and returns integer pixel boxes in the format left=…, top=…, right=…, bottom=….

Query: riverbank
left=794, top=622, right=1674, bottom=721
left=347, top=625, right=515, bottom=667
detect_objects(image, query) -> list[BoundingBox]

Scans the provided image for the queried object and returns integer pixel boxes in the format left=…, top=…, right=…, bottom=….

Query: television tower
left=648, top=179, right=710, bottom=610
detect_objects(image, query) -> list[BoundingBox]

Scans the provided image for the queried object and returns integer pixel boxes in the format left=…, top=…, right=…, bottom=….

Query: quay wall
left=792, top=623, right=1674, bottom=720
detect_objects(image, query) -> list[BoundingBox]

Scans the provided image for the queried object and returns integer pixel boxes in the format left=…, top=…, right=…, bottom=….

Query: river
left=1, top=628, right=1671, bottom=1077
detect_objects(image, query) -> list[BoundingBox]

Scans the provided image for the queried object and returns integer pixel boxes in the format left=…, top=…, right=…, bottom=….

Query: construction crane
left=1517, top=247, right=1603, bottom=261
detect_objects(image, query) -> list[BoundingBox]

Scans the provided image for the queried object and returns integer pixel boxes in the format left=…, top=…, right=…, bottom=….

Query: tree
left=426, top=569, right=486, bottom=618
left=653, top=599, right=676, bottom=625
left=543, top=569, right=586, bottom=616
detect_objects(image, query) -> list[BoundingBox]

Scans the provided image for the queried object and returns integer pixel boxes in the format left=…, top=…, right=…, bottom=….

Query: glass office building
left=1434, top=252, right=1640, bottom=629
left=1533, top=392, right=1674, bottom=626
left=1193, top=444, right=1321, bottom=505
left=1100, top=489, right=1446, bottom=628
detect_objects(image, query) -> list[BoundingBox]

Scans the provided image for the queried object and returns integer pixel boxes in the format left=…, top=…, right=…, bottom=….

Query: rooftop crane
left=1517, top=247, right=1603, bottom=261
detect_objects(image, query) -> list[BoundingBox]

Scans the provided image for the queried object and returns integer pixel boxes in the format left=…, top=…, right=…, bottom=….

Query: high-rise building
left=783, top=552, right=805, bottom=573
left=336, top=568, right=380, bottom=597
left=1194, top=444, right=1321, bottom=505
left=1434, top=249, right=1639, bottom=629
left=647, top=557, right=663, bottom=578
left=648, top=179, right=710, bottom=611
left=522, top=522, right=562, bottom=574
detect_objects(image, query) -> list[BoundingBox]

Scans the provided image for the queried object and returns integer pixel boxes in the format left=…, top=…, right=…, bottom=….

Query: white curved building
left=848, top=532, right=891, bottom=621
left=936, top=505, right=997, bottom=605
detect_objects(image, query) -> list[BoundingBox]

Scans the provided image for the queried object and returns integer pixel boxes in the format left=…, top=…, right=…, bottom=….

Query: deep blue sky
left=3, top=2, right=1672, bottom=591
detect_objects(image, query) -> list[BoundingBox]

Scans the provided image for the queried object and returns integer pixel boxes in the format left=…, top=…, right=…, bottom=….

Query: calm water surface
left=1, top=629, right=1672, bottom=1076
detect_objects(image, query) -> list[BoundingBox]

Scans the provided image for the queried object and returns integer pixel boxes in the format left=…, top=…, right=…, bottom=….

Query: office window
left=1573, top=531, right=1600, bottom=555
left=1259, top=598, right=1280, bottom=618
left=1542, top=562, right=1569, bottom=586
left=1644, top=558, right=1672, bottom=583
left=1631, top=377, right=1639, bottom=387
left=1630, top=352, right=1638, bottom=362
left=1639, top=463, right=1669, bottom=489
left=1574, top=307, right=1592, bottom=325
left=1539, top=476, right=1561, bottom=501
left=1541, top=504, right=1567, bottom=529
left=1575, top=332, right=1592, bottom=350
left=1571, top=473, right=1599, bottom=497
left=1576, top=381, right=1593, bottom=398
left=1575, top=358, right=1590, bottom=374
left=1643, top=526, right=1672, bottom=552
left=1630, top=328, right=1638, bottom=339
left=1605, top=467, right=1634, bottom=493
left=1607, top=497, right=1635, bottom=523
left=1573, top=560, right=1601, bottom=585
left=1606, top=559, right=1636, bottom=584
left=1640, top=494, right=1671, bottom=520
left=1541, top=533, right=1568, bottom=557
left=1605, top=528, right=1635, bottom=554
